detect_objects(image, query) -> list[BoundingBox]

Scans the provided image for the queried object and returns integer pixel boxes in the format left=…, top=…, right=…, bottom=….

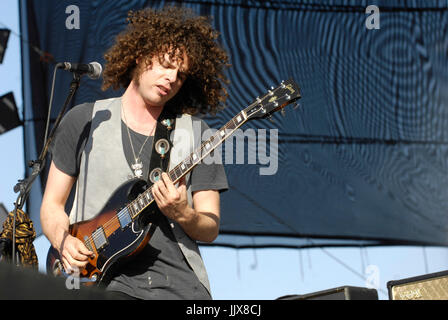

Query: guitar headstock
left=244, top=79, right=301, bottom=121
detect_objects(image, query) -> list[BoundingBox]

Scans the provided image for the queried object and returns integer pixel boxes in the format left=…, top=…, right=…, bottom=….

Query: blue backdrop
left=20, top=0, right=448, bottom=248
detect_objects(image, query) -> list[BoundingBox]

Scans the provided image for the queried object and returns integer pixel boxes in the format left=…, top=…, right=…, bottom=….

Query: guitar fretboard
left=82, top=79, right=300, bottom=261
left=117, top=78, right=301, bottom=222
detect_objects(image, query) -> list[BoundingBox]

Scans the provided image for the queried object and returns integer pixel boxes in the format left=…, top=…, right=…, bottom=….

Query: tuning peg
left=281, top=109, right=286, bottom=117
left=267, top=115, right=275, bottom=123
left=293, top=102, right=300, bottom=110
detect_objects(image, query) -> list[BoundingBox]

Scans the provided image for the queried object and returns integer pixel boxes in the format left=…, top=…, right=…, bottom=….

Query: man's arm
left=40, top=161, right=93, bottom=272
left=152, top=172, right=220, bottom=243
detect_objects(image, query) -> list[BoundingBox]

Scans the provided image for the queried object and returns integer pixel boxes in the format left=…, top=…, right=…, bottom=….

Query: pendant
left=131, top=160, right=143, bottom=178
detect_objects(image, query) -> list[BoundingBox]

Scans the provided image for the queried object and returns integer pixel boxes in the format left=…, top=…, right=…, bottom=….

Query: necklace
left=122, top=102, right=157, bottom=178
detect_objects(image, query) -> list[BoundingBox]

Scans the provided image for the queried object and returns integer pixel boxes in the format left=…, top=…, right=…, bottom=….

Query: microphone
left=57, top=61, right=103, bottom=79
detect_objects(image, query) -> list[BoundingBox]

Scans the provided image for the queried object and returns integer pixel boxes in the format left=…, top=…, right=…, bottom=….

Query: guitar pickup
left=92, top=227, right=108, bottom=251
left=118, top=208, right=132, bottom=229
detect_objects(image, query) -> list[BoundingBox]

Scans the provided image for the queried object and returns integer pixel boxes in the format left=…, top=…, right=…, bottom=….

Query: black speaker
left=0, top=261, right=111, bottom=299
left=387, top=270, right=448, bottom=300
left=277, top=286, right=378, bottom=300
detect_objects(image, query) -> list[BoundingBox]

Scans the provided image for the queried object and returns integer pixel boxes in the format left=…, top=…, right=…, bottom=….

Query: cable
left=43, top=66, right=59, bottom=146
left=0, top=21, right=55, bottom=64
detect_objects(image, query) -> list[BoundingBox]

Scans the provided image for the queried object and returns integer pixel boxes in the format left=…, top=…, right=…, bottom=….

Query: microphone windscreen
left=89, top=62, right=103, bottom=79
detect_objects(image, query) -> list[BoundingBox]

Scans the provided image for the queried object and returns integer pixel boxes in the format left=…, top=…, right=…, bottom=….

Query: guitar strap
left=147, top=111, right=175, bottom=186
left=143, top=110, right=176, bottom=221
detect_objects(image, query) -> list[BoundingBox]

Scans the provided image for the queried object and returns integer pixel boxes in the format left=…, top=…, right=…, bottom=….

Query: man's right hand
left=59, top=233, right=94, bottom=273
left=40, top=162, right=94, bottom=274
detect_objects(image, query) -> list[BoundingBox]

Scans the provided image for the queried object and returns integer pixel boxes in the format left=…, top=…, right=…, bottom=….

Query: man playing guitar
left=41, top=6, right=229, bottom=300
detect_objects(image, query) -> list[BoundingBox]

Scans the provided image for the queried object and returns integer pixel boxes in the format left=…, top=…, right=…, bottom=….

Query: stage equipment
left=387, top=270, right=448, bottom=300
left=56, top=61, right=102, bottom=79
left=0, top=92, right=21, bottom=134
left=277, top=286, right=378, bottom=300
left=0, top=29, right=10, bottom=63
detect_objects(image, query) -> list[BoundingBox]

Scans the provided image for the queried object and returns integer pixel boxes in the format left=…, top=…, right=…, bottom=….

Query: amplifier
left=387, top=270, right=448, bottom=300
left=277, top=286, right=378, bottom=300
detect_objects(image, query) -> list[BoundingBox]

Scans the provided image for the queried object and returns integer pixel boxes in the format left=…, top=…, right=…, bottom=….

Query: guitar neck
left=126, top=110, right=250, bottom=220
left=124, top=78, right=301, bottom=220
left=169, top=110, right=250, bottom=183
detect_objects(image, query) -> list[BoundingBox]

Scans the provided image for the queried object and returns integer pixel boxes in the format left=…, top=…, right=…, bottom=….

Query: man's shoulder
left=58, top=101, right=98, bottom=135
left=65, top=101, right=95, bottom=120
left=68, top=97, right=120, bottom=115
left=188, top=114, right=212, bottom=130
left=64, top=97, right=120, bottom=124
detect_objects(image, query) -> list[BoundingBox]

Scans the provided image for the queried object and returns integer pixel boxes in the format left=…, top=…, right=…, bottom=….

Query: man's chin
left=140, top=93, right=165, bottom=108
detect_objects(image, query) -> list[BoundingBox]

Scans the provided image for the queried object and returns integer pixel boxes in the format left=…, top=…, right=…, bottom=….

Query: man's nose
left=166, top=68, right=179, bottom=83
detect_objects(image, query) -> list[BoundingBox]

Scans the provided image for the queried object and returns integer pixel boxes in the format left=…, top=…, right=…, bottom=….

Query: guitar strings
left=85, top=100, right=285, bottom=247
left=84, top=110, right=249, bottom=246
left=85, top=117, right=239, bottom=246
left=84, top=92, right=293, bottom=247
left=88, top=106, right=254, bottom=240
left=84, top=90, right=295, bottom=247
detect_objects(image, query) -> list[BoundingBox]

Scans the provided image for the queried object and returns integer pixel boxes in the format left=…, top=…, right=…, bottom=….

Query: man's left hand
left=152, top=172, right=192, bottom=223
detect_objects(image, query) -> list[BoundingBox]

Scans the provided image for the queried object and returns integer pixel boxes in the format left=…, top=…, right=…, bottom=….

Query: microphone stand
left=11, top=71, right=81, bottom=266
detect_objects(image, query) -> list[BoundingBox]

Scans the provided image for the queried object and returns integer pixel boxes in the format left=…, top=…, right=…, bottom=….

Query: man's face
left=135, top=51, right=189, bottom=108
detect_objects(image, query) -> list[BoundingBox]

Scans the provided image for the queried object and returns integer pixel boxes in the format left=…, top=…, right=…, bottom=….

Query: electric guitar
left=46, top=79, right=301, bottom=285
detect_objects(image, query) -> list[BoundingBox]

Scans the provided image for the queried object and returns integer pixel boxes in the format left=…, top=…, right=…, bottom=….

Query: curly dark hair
left=102, top=6, right=230, bottom=116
